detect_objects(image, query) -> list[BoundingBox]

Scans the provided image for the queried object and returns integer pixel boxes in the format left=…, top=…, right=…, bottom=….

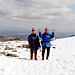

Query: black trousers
left=42, top=47, right=50, bottom=59
left=30, top=49, right=37, bottom=54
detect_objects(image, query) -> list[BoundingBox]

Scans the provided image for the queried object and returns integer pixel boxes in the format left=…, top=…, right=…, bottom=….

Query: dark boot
left=42, top=57, right=44, bottom=60
left=30, top=54, right=33, bottom=60
left=46, top=57, right=48, bottom=60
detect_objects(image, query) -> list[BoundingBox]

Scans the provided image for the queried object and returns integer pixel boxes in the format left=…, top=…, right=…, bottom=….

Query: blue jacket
left=39, top=32, right=54, bottom=47
left=28, top=33, right=40, bottom=50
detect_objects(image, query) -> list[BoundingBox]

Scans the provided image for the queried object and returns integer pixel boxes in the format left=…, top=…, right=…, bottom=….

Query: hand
left=38, top=29, right=41, bottom=33
left=52, top=29, right=55, bottom=33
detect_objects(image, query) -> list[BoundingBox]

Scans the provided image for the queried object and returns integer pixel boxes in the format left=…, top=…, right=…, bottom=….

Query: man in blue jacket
left=38, top=28, right=55, bottom=60
left=28, top=28, right=40, bottom=60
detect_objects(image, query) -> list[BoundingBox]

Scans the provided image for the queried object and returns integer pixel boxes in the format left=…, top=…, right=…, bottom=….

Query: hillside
left=0, top=36, right=75, bottom=75
left=0, top=36, right=23, bottom=41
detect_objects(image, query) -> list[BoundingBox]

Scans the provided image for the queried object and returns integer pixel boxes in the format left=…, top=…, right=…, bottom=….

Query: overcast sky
left=0, top=0, right=75, bottom=35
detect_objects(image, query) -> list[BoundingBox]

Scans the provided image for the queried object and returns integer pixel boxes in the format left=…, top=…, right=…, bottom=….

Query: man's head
left=32, top=28, right=35, bottom=34
left=45, top=28, right=49, bottom=34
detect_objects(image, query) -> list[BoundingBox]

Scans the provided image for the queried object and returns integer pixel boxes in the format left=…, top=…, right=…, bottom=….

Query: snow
left=0, top=37, right=75, bottom=75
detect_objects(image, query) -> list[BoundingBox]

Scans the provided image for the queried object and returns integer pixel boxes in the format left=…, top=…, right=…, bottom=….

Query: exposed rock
left=52, top=46, right=56, bottom=49
left=22, top=44, right=26, bottom=48
left=25, top=50, right=28, bottom=51
left=19, top=52, right=21, bottom=53
left=4, top=45, right=10, bottom=50
left=18, top=58, right=27, bottom=59
left=10, top=48, right=14, bottom=50
left=22, top=44, right=29, bottom=48
left=39, top=50, right=42, bottom=52
left=0, top=51, right=19, bottom=57
left=5, top=53, right=19, bottom=57
left=17, top=46, right=21, bottom=48
left=13, top=38, right=21, bottom=40
left=0, top=51, right=6, bottom=55
left=25, top=45, right=29, bottom=48
left=12, top=50, right=17, bottom=52
left=8, top=42, right=11, bottom=43
left=4, top=45, right=14, bottom=50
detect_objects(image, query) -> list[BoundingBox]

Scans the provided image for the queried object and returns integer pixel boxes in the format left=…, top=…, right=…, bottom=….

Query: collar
left=44, top=32, right=49, bottom=35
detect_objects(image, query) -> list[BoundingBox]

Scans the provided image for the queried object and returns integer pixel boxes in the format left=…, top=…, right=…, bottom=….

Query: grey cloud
left=15, top=0, right=75, bottom=8
left=0, top=0, right=75, bottom=22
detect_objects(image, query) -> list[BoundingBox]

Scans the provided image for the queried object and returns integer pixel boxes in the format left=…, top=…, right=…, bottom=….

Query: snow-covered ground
left=0, top=37, right=75, bottom=75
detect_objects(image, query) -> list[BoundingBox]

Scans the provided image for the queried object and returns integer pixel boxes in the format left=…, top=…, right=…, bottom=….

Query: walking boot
left=34, top=54, right=37, bottom=60
left=46, top=57, right=48, bottom=60
left=42, top=57, right=44, bottom=60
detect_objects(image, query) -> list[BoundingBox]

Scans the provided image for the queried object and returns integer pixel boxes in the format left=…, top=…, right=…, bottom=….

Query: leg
left=30, top=49, right=33, bottom=60
left=46, top=47, right=50, bottom=59
left=34, top=49, right=37, bottom=60
left=42, top=47, right=46, bottom=60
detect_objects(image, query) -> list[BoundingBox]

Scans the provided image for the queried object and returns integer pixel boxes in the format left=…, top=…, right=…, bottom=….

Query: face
left=45, top=30, right=49, bottom=33
left=32, top=31, right=35, bottom=34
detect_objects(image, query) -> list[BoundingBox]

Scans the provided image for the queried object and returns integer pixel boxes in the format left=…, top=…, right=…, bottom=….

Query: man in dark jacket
left=28, top=28, right=40, bottom=60
left=38, top=28, right=55, bottom=60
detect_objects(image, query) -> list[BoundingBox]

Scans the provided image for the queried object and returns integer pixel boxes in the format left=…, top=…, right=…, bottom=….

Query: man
left=28, top=28, right=40, bottom=60
left=38, top=28, right=55, bottom=60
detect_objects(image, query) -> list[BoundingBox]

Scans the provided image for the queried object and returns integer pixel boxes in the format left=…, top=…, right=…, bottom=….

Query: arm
left=50, top=29, right=55, bottom=38
left=38, top=29, right=43, bottom=38
left=36, top=36, right=40, bottom=47
left=28, top=35, right=32, bottom=44
left=50, top=32, right=54, bottom=38
left=39, top=33, right=43, bottom=38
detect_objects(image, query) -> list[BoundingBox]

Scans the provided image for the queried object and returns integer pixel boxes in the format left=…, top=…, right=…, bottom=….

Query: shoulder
left=28, top=34, right=32, bottom=38
left=28, top=34, right=31, bottom=37
left=42, top=33, right=45, bottom=35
